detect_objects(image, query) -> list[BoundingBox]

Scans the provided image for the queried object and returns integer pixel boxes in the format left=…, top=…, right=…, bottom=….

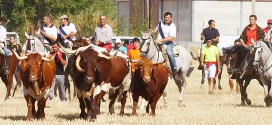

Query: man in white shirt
left=151, top=12, right=177, bottom=74
left=95, top=15, right=113, bottom=52
left=36, top=14, right=58, bottom=52
left=0, top=17, right=10, bottom=74
left=58, top=15, right=77, bottom=48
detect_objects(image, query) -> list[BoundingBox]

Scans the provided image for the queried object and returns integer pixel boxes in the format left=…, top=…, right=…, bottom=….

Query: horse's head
left=252, top=41, right=271, bottom=66
left=140, top=31, right=154, bottom=56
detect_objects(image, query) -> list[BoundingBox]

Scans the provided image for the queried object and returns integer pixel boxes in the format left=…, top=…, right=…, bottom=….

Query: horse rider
left=113, top=38, right=127, bottom=54
left=200, top=38, right=221, bottom=94
left=240, top=15, right=265, bottom=48
left=95, top=15, right=113, bottom=52
left=0, top=17, right=11, bottom=74
left=150, top=12, right=178, bottom=76
left=263, top=19, right=272, bottom=43
left=58, top=15, right=77, bottom=48
left=36, top=13, right=58, bottom=52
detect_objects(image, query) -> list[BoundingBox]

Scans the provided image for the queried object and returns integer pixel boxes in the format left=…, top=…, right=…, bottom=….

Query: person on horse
left=95, top=15, right=113, bottom=52
left=263, top=19, right=272, bottom=43
left=200, top=38, right=221, bottom=94
left=58, top=15, right=77, bottom=48
left=36, top=14, right=58, bottom=52
left=0, top=17, right=11, bottom=74
left=150, top=12, right=178, bottom=75
left=240, top=15, right=265, bottom=48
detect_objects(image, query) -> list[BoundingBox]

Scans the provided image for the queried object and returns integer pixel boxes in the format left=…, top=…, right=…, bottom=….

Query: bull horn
left=13, top=50, right=28, bottom=60
left=76, top=55, right=85, bottom=72
left=41, top=54, right=55, bottom=62
left=58, top=43, right=76, bottom=54
left=98, top=53, right=113, bottom=60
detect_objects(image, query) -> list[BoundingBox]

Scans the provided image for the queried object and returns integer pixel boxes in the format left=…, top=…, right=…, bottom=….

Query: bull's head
left=14, top=51, right=55, bottom=97
left=135, top=57, right=158, bottom=84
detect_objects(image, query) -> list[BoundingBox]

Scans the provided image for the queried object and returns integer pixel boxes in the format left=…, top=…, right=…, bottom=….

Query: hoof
left=245, top=99, right=251, bottom=105
left=178, top=100, right=185, bottom=107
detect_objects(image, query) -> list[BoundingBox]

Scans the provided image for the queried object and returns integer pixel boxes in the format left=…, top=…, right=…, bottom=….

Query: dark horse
left=228, top=45, right=263, bottom=105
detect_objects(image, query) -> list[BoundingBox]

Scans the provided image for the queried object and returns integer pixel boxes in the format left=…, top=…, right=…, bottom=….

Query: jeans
left=3, top=47, right=9, bottom=56
left=165, top=42, right=177, bottom=69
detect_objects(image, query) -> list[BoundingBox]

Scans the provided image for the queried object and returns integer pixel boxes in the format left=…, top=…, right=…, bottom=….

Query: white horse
left=23, top=32, right=49, bottom=55
left=140, top=31, right=194, bottom=107
left=253, top=41, right=272, bottom=107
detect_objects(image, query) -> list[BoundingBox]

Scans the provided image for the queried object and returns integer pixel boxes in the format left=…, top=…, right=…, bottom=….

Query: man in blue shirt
left=113, top=38, right=127, bottom=54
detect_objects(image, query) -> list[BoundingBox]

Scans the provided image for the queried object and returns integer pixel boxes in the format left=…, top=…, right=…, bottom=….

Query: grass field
left=0, top=61, right=271, bottom=125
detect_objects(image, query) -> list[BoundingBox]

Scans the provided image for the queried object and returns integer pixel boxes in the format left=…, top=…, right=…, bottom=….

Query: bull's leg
left=78, top=97, right=87, bottom=119
left=37, top=98, right=46, bottom=120
left=1, top=75, right=11, bottom=100
left=120, top=90, right=128, bottom=115
left=131, top=95, right=139, bottom=116
left=25, top=95, right=35, bottom=120
left=108, top=89, right=119, bottom=114
left=149, top=94, right=162, bottom=116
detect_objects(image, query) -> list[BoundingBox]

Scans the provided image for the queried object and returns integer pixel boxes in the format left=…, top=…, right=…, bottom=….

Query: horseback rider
left=58, top=15, right=77, bottom=48
left=95, top=15, right=113, bottom=52
left=0, top=17, right=11, bottom=74
left=240, top=15, right=265, bottom=48
left=263, top=19, right=272, bottom=43
left=150, top=12, right=178, bottom=75
left=36, top=14, right=58, bottom=52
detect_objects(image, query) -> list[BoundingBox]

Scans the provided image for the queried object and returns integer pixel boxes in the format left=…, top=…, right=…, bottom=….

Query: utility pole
left=252, top=0, right=255, bottom=15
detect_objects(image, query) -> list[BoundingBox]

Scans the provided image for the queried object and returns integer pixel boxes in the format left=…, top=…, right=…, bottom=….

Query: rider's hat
left=60, top=15, right=68, bottom=20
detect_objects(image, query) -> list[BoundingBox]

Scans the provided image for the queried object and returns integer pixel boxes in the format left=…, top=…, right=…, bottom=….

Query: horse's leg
left=263, top=83, right=270, bottom=107
left=131, top=94, right=139, bottom=116
left=243, top=79, right=252, bottom=105
left=1, top=74, right=11, bottom=100
left=237, top=79, right=246, bottom=105
left=174, top=73, right=186, bottom=107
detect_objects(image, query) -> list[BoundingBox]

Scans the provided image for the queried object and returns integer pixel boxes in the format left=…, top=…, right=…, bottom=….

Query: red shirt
left=126, top=44, right=135, bottom=54
left=263, top=27, right=270, bottom=35
left=246, top=26, right=257, bottom=45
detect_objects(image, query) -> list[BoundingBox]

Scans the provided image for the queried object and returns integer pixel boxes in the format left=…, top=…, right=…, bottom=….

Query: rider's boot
left=3, top=56, right=9, bottom=75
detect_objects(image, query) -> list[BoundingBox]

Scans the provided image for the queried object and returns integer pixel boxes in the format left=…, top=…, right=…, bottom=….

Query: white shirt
left=155, top=21, right=176, bottom=40
left=58, top=22, right=77, bottom=44
left=95, top=24, right=113, bottom=44
left=0, top=25, right=7, bottom=43
left=36, top=24, right=58, bottom=44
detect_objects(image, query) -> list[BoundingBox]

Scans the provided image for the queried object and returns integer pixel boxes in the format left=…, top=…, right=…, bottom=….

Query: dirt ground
left=0, top=61, right=271, bottom=125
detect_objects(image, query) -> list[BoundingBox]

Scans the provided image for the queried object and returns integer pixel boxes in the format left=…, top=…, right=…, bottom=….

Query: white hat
left=60, top=15, right=68, bottom=19
left=116, top=38, right=121, bottom=44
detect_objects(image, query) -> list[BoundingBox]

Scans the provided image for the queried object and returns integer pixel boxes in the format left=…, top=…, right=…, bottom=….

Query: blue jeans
left=3, top=47, right=9, bottom=56
left=165, top=42, right=177, bottom=70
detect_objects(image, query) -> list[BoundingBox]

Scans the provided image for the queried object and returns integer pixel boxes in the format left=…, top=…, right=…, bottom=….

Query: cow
left=67, top=45, right=130, bottom=120
left=13, top=52, right=56, bottom=120
left=131, top=57, right=168, bottom=116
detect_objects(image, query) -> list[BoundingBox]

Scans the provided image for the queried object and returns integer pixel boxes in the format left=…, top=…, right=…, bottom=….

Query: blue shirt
left=202, top=27, right=220, bottom=44
left=114, top=46, right=127, bottom=54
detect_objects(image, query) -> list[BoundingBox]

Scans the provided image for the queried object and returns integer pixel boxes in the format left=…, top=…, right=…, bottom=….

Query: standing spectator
left=150, top=12, right=177, bottom=74
left=95, top=15, right=113, bottom=52
left=128, top=38, right=141, bottom=91
left=113, top=38, right=127, bottom=54
left=0, top=17, right=10, bottom=74
left=49, top=42, right=67, bottom=101
left=200, top=39, right=221, bottom=94
left=263, top=19, right=272, bottom=43
left=36, top=14, right=58, bottom=52
left=58, top=15, right=77, bottom=48
left=240, top=15, right=265, bottom=47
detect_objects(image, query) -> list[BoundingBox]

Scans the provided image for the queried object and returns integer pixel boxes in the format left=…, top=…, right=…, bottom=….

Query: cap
left=60, top=15, right=68, bottom=19
left=116, top=38, right=121, bottom=44
left=268, top=19, right=272, bottom=24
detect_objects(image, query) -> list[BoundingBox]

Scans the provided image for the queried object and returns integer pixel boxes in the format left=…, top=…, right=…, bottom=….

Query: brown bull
left=73, top=47, right=129, bottom=120
left=132, top=57, right=168, bottom=116
left=14, top=52, right=55, bottom=120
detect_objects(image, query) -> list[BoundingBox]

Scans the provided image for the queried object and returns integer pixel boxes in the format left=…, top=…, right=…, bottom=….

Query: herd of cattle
left=0, top=33, right=171, bottom=121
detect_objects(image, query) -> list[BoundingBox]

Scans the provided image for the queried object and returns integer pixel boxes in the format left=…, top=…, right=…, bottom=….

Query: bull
left=132, top=57, right=168, bottom=116
left=14, top=52, right=55, bottom=120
